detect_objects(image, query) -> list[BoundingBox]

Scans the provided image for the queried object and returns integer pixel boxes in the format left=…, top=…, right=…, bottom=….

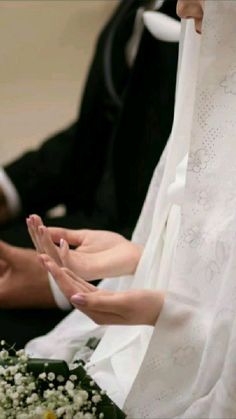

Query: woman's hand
left=27, top=215, right=143, bottom=280
left=40, top=254, right=165, bottom=326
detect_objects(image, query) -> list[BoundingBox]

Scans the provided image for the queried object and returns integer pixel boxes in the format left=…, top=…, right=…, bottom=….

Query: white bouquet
left=0, top=341, right=125, bottom=419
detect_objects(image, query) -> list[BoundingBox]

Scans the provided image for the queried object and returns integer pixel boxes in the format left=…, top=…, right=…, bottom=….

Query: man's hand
left=0, top=186, right=11, bottom=224
left=41, top=255, right=165, bottom=326
left=0, top=241, right=57, bottom=308
left=27, top=215, right=143, bottom=280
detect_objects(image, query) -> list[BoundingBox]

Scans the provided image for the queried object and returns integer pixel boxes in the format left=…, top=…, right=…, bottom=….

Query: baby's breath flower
left=78, top=390, right=89, bottom=401
left=0, top=366, right=5, bottom=376
left=56, top=375, right=65, bottom=383
left=0, top=344, right=109, bottom=418
left=65, top=380, right=74, bottom=392
left=16, top=350, right=25, bottom=357
left=92, top=394, right=101, bottom=404
left=69, top=374, right=77, bottom=381
left=0, top=350, right=8, bottom=360
left=56, top=406, right=65, bottom=416
left=84, top=413, right=95, bottom=419
left=47, top=372, right=55, bottom=381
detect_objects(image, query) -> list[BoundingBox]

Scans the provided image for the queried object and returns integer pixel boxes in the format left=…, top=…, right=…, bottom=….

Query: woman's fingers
left=26, top=217, right=38, bottom=250
left=26, top=215, right=44, bottom=253
left=62, top=266, right=97, bottom=292
left=51, top=243, right=94, bottom=280
left=38, top=226, right=62, bottom=266
left=71, top=289, right=165, bottom=326
left=62, top=242, right=142, bottom=281
left=71, top=291, right=124, bottom=314
left=59, top=238, right=70, bottom=264
left=40, top=254, right=79, bottom=300
left=47, top=227, right=89, bottom=247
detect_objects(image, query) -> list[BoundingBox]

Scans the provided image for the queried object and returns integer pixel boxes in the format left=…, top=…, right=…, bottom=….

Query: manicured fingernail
left=60, top=238, right=64, bottom=248
left=71, top=294, right=86, bottom=306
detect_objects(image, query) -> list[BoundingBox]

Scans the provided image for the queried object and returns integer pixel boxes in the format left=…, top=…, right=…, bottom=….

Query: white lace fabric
left=125, top=2, right=236, bottom=417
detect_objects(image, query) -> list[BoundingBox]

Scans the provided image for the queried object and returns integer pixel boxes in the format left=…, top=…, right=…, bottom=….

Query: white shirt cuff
left=143, top=11, right=181, bottom=43
left=0, top=168, right=21, bottom=216
left=48, top=272, right=72, bottom=311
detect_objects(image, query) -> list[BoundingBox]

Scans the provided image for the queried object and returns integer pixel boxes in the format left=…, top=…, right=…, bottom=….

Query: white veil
left=125, top=1, right=236, bottom=417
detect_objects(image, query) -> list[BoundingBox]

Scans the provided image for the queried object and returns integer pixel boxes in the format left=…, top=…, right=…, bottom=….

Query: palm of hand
left=67, top=239, right=143, bottom=280
left=41, top=255, right=165, bottom=327
left=74, top=230, right=126, bottom=253
left=27, top=216, right=143, bottom=280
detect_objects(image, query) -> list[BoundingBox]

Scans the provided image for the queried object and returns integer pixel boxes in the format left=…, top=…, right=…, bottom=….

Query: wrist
left=130, top=244, right=144, bottom=274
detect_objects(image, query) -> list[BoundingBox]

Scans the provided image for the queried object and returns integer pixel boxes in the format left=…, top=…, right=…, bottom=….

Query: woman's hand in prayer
left=27, top=215, right=143, bottom=280
left=40, top=254, right=165, bottom=326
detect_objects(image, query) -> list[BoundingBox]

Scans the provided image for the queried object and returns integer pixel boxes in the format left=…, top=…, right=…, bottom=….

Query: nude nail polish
left=71, top=294, right=86, bottom=305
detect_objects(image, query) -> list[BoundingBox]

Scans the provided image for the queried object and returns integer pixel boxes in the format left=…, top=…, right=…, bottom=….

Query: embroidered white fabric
left=125, top=2, right=236, bottom=417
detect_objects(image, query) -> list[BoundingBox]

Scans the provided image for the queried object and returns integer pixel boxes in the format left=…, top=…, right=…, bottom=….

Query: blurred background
left=0, top=0, right=118, bottom=165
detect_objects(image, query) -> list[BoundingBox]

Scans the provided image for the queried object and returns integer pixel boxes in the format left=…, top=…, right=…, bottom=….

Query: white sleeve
left=0, top=168, right=21, bottom=216
left=48, top=272, right=72, bottom=311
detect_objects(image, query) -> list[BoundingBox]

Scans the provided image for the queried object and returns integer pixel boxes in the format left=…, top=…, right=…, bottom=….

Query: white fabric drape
left=125, top=1, right=236, bottom=417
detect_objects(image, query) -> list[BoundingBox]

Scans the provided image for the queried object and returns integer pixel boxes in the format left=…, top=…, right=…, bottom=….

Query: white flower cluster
left=0, top=342, right=104, bottom=419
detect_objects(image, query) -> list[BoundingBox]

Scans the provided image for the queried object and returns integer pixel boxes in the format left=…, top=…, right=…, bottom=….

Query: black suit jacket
left=3, top=0, right=179, bottom=244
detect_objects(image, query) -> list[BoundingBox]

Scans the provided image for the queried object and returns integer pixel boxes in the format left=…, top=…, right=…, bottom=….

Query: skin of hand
left=0, top=241, right=57, bottom=308
left=27, top=214, right=143, bottom=281
left=40, top=254, right=165, bottom=326
left=0, top=186, right=11, bottom=224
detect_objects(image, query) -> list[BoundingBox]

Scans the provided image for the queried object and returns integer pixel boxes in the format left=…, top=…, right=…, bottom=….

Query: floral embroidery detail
left=188, top=148, right=210, bottom=173
left=184, top=226, right=203, bottom=248
left=205, top=241, right=228, bottom=283
left=197, top=189, right=212, bottom=210
left=220, top=72, right=236, bottom=94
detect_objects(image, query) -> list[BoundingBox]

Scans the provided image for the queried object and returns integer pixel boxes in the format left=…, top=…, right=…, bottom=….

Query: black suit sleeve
left=4, top=122, right=82, bottom=216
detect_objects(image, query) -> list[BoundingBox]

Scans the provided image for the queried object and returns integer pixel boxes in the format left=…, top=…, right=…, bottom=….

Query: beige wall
left=0, top=1, right=118, bottom=165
